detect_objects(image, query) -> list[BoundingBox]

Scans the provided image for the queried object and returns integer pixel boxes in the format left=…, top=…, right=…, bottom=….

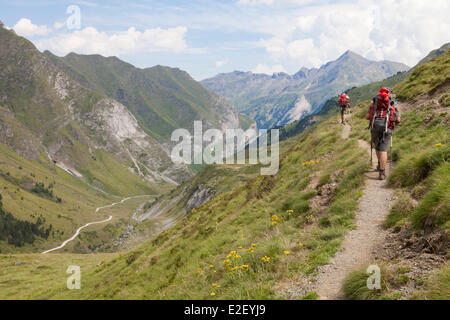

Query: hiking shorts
left=371, top=127, right=392, bottom=152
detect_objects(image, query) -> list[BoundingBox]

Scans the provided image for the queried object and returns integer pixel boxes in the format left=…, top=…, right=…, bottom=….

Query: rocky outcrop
left=0, top=107, right=42, bottom=160
left=186, top=186, right=215, bottom=212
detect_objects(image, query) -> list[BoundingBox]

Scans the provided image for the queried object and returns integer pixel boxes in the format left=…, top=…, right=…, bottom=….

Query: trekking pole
left=370, top=136, right=373, bottom=166
left=390, top=133, right=393, bottom=172
left=369, top=120, right=373, bottom=166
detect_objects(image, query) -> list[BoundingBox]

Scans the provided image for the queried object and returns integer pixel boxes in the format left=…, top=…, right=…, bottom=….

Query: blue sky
left=1, top=0, right=450, bottom=79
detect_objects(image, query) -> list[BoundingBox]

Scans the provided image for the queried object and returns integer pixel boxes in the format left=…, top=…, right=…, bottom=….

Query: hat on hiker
left=379, top=88, right=390, bottom=100
left=379, top=88, right=389, bottom=95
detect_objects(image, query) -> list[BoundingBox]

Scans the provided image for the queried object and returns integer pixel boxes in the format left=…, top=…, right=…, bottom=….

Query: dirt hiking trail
left=311, top=118, right=395, bottom=299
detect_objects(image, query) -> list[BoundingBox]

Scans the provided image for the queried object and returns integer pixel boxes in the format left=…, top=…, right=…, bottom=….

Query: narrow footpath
left=311, top=119, right=395, bottom=299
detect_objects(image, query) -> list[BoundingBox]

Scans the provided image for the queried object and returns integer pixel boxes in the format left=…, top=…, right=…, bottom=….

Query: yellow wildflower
left=435, top=143, right=444, bottom=147
left=210, top=292, right=216, bottom=296
left=238, top=246, right=243, bottom=249
left=283, top=250, right=291, bottom=255
left=227, top=250, right=239, bottom=259
left=209, top=265, right=214, bottom=268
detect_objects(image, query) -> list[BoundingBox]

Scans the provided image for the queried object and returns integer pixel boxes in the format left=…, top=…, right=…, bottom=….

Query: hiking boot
left=378, top=170, right=386, bottom=180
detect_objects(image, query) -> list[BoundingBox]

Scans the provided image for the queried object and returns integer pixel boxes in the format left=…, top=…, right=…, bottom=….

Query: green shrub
left=389, top=146, right=449, bottom=187
left=385, top=194, right=414, bottom=229
left=301, top=291, right=319, bottom=300
left=126, top=251, right=143, bottom=265
left=318, top=173, right=331, bottom=186
left=411, top=164, right=450, bottom=231
left=281, top=197, right=310, bottom=214
left=342, top=267, right=387, bottom=300
left=421, top=264, right=450, bottom=300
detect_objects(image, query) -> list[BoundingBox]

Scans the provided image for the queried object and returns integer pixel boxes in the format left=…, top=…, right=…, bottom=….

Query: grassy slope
left=8, top=111, right=370, bottom=299
left=0, top=252, right=118, bottom=299
left=131, top=164, right=261, bottom=251
left=0, top=140, right=156, bottom=253
left=343, top=49, right=450, bottom=300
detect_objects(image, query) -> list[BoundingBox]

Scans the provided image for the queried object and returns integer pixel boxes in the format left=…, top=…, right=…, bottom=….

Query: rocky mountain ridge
left=201, top=50, right=409, bottom=128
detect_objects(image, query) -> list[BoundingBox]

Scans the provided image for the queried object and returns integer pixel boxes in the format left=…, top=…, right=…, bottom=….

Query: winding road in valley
left=41, top=195, right=152, bottom=254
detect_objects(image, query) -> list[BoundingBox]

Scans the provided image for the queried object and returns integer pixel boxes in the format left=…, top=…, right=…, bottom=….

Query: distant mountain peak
left=272, top=72, right=289, bottom=79
left=338, top=50, right=366, bottom=61
left=201, top=48, right=409, bottom=128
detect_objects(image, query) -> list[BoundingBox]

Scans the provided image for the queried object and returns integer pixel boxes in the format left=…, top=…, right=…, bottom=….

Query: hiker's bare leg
left=379, top=151, right=388, bottom=171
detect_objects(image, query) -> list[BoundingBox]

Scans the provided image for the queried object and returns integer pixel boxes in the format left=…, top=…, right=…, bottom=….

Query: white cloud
left=252, top=63, right=286, bottom=75
left=53, top=21, right=65, bottom=30
left=35, top=26, right=188, bottom=56
left=215, top=59, right=228, bottom=67
left=237, top=0, right=313, bottom=6
left=237, top=0, right=275, bottom=5
left=256, top=0, right=450, bottom=68
left=13, top=18, right=51, bottom=37
left=296, top=15, right=317, bottom=32
left=76, top=0, right=98, bottom=7
left=8, top=0, right=450, bottom=77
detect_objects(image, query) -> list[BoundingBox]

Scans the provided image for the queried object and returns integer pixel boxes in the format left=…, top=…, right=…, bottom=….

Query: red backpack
left=339, top=94, right=349, bottom=107
left=370, top=88, right=396, bottom=130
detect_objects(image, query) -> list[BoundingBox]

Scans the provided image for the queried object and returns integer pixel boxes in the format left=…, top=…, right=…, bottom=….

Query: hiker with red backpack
left=338, top=93, right=350, bottom=124
left=366, top=88, right=401, bottom=180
